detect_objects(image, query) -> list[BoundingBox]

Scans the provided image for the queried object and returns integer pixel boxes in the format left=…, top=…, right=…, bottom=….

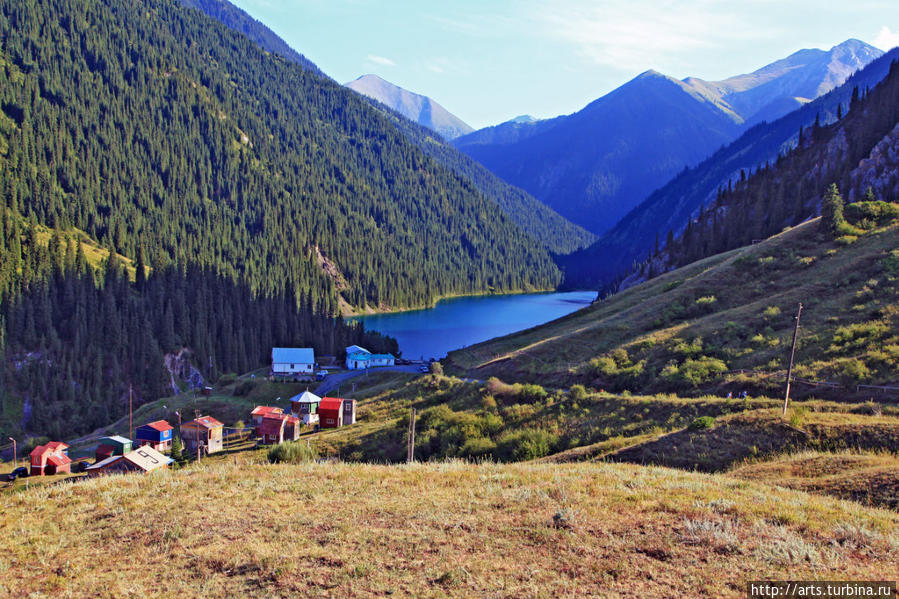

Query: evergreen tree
left=820, top=183, right=845, bottom=237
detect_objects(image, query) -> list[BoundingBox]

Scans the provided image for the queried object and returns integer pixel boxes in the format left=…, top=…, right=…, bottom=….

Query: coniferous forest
left=0, top=0, right=563, bottom=438
left=658, top=59, right=899, bottom=274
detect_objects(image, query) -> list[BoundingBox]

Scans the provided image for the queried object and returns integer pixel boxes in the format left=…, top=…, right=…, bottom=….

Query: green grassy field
left=445, top=217, right=899, bottom=399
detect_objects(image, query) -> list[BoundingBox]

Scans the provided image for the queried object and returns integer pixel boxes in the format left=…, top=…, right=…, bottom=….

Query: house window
left=290, top=363, right=294, bottom=369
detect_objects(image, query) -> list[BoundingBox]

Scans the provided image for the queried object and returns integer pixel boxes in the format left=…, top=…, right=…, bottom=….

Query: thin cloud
left=536, top=0, right=765, bottom=72
left=366, top=54, right=396, bottom=67
left=873, top=26, right=899, bottom=50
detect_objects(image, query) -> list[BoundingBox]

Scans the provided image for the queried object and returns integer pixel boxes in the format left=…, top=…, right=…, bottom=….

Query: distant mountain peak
left=345, top=75, right=473, bottom=140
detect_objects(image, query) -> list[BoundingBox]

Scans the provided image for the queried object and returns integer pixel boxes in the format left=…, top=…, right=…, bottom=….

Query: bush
left=267, top=441, right=318, bottom=464
left=844, top=200, right=899, bottom=228
left=569, top=384, right=587, bottom=402
left=662, top=356, right=727, bottom=387
left=494, top=429, right=559, bottom=462
left=517, top=383, right=547, bottom=403
left=233, top=380, right=256, bottom=396
left=688, top=416, right=715, bottom=431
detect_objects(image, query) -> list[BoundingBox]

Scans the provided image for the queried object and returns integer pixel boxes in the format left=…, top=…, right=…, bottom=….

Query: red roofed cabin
left=251, top=406, right=283, bottom=437
left=259, top=413, right=302, bottom=444
left=135, top=420, right=174, bottom=452
left=319, top=397, right=348, bottom=428
left=30, top=442, right=72, bottom=476
left=181, top=416, right=224, bottom=456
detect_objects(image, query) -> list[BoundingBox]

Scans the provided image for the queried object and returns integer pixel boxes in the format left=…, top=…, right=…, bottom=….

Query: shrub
left=233, top=380, right=256, bottom=396
left=695, top=295, right=717, bottom=306
left=460, top=436, right=497, bottom=459
left=569, top=384, right=587, bottom=402
left=688, top=416, right=715, bottom=431
left=517, top=383, right=547, bottom=403
left=267, top=441, right=318, bottom=464
left=495, top=429, right=559, bottom=462
left=762, top=305, right=781, bottom=320
left=662, top=356, right=727, bottom=387
left=844, top=200, right=899, bottom=228
left=430, top=361, right=444, bottom=376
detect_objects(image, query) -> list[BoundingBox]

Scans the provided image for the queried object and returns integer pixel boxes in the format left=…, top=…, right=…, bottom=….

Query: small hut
left=29, top=442, right=72, bottom=476
left=86, top=446, right=173, bottom=477
left=95, top=435, right=133, bottom=463
left=135, top=420, right=174, bottom=452
left=318, top=397, right=344, bottom=428
left=181, top=416, right=224, bottom=456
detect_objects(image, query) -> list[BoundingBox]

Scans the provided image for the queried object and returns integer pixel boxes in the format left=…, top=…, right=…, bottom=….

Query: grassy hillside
left=445, top=216, right=899, bottom=399
left=1, top=460, right=897, bottom=597
left=730, top=451, right=899, bottom=510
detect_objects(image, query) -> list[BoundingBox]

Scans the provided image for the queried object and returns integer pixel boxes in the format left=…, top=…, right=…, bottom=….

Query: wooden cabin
left=271, top=347, right=315, bottom=381
left=29, top=442, right=72, bottom=476
left=342, top=398, right=357, bottom=425
left=318, top=397, right=344, bottom=428
left=284, top=415, right=301, bottom=441
left=95, top=435, right=133, bottom=463
left=135, top=420, right=174, bottom=452
left=181, top=416, right=224, bottom=456
left=86, top=446, right=172, bottom=477
left=251, top=406, right=284, bottom=437
left=259, top=413, right=287, bottom=445
left=289, top=390, right=321, bottom=425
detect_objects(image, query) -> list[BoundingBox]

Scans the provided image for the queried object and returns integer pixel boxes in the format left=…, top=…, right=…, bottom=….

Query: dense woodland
left=0, top=0, right=563, bottom=439
left=0, top=0, right=559, bottom=314
left=0, top=204, right=396, bottom=438
left=657, top=59, right=899, bottom=274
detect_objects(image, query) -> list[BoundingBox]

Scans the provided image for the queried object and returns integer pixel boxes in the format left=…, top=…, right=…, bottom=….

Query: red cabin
left=259, top=413, right=288, bottom=445
left=30, top=442, right=72, bottom=476
left=318, top=397, right=344, bottom=428
left=251, top=406, right=284, bottom=437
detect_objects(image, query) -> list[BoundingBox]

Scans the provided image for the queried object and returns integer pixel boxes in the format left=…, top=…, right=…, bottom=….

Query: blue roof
left=272, top=347, right=315, bottom=364
left=369, top=354, right=395, bottom=360
left=346, top=345, right=370, bottom=355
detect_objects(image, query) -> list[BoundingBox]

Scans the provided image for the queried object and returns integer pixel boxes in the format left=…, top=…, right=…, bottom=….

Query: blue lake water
left=351, top=291, right=596, bottom=360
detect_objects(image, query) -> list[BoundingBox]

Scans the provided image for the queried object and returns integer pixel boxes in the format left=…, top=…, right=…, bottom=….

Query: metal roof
left=142, top=420, right=173, bottom=432
left=289, top=390, right=321, bottom=404
left=251, top=406, right=283, bottom=416
left=124, top=447, right=172, bottom=472
left=271, top=347, right=315, bottom=364
left=345, top=345, right=370, bottom=355
left=101, top=435, right=132, bottom=446
left=47, top=453, right=72, bottom=467
left=86, top=455, right=124, bottom=471
left=319, top=397, right=344, bottom=411
left=183, top=416, right=224, bottom=429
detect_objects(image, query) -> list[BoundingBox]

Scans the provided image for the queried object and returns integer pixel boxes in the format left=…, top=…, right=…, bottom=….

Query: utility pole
left=7, top=437, right=15, bottom=469
left=782, top=302, right=803, bottom=417
left=406, top=408, right=416, bottom=463
left=195, top=410, right=201, bottom=462
left=129, top=384, right=134, bottom=441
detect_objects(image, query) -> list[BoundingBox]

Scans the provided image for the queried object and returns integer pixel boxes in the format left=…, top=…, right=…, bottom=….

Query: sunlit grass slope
left=1, top=460, right=897, bottom=598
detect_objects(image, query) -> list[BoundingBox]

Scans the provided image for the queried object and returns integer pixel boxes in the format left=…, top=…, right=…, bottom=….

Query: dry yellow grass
left=1, top=460, right=896, bottom=598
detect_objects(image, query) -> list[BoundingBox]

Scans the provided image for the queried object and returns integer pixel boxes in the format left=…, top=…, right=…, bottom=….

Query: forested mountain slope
left=0, top=0, right=559, bottom=314
left=560, top=48, right=899, bottom=291
left=178, top=0, right=592, bottom=254
left=179, top=0, right=323, bottom=75
left=362, top=100, right=595, bottom=254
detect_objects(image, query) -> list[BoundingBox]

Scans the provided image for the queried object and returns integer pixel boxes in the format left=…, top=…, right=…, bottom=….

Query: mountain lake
left=350, top=290, right=597, bottom=361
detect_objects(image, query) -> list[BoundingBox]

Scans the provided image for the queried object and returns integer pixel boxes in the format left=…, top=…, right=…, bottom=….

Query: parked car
left=71, top=461, right=89, bottom=473
left=9, top=466, right=28, bottom=480
left=315, top=370, right=328, bottom=381
left=418, top=365, right=430, bottom=373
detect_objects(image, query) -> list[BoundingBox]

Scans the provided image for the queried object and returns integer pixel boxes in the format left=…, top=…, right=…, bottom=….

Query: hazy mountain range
left=346, top=74, right=474, bottom=140
left=451, top=39, right=883, bottom=234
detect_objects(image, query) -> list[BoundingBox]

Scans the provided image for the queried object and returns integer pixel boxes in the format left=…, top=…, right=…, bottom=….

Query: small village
left=3, top=345, right=403, bottom=485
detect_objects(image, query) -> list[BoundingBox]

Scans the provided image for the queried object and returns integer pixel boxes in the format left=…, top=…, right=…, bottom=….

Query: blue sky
left=229, top=0, right=899, bottom=129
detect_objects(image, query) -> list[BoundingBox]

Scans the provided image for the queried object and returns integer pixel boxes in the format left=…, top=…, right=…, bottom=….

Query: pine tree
left=820, top=183, right=845, bottom=238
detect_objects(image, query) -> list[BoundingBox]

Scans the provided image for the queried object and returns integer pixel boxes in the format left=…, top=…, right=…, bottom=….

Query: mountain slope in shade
left=361, top=100, right=595, bottom=253
left=559, top=47, right=899, bottom=291
left=456, top=70, right=742, bottom=234
left=346, top=74, right=474, bottom=140
left=454, top=39, right=882, bottom=236
left=180, top=0, right=323, bottom=75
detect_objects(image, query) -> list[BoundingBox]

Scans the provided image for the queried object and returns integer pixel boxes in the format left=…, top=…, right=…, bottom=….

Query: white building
left=271, top=347, right=315, bottom=379
left=345, top=345, right=395, bottom=370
